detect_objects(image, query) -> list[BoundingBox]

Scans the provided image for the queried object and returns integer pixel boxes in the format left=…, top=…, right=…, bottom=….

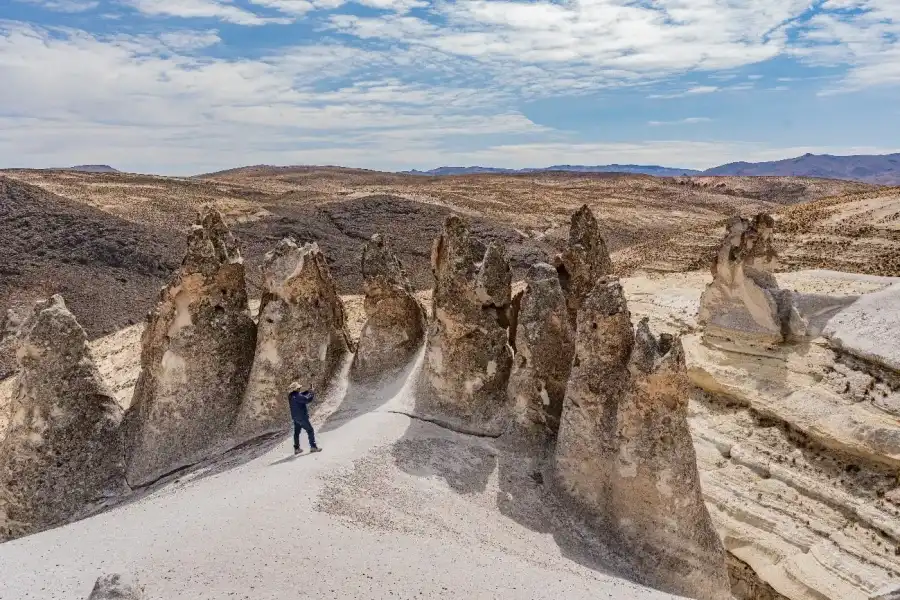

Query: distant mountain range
left=404, top=164, right=701, bottom=177
left=68, top=165, right=119, bottom=173
left=405, top=152, right=900, bottom=184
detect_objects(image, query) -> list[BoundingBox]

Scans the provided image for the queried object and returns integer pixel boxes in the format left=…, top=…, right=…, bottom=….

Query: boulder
left=86, top=574, right=144, bottom=600
left=350, top=234, right=426, bottom=382
left=124, top=207, right=256, bottom=487
left=699, top=213, right=806, bottom=345
left=554, top=204, right=613, bottom=324
left=416, top=215, right=514, bottom=434
left=0, top=295, right=126, bottom=542
left=507, top=262, right=575, bottom=434
left=554, top=280, right=730, bottom=600
left=233, top=239, right=350, bottom=440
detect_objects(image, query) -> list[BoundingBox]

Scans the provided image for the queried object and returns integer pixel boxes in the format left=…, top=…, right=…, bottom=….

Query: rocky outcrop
left=0, top=295, right=126, bottom=542
left=350, top=234, right=425, bottom=382
left=86, top=574, right=144, bottom=600
left=554, top=280, right=730, bottom=600
left=699, top=214, right=807, bottom=345
left=416, top=215, right=514, bottom=434
left=507, top=262, right=575, bottom=434
left=554, top=204, right=613, bottom=324
left=124, top=207, right=256, bottom=487
left=233, top=239, right=350, bottom=440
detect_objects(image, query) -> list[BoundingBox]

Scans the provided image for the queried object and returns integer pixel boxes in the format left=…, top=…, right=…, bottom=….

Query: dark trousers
left=293, top=419, right=316, bottom=449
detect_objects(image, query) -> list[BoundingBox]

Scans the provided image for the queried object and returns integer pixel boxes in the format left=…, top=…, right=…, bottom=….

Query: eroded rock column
left=699, top=213, right=806, bottom=345
left=554, top=280, right=730, bottom=600
left=350, top=234, right=425, bottom=382
left=416, top=215, right=513, bottom=434
left=507, top=262, right=575, bottom=435
left=0, top=295, right=126, bottom=542
left=233, top=239, right=350, bottom=440
left=125, top=207, right=256, bottom=486
left=554, top=204, right=613, bottom=324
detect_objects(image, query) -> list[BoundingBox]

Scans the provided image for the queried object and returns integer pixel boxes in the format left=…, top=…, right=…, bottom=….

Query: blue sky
left=1, top=0, right=899, bottom=174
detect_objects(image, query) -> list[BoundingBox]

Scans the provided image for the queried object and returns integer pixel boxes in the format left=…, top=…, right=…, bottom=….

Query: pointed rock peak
left=16, top=294, right=89, bottom=368
left=262, top=238, right=332, bottom=302
left=362, top=233, right=409, bottom=289
left=569, top=203, right=601, bottom=249
left=555, top=205, right=613, bottom=322
left=183, top=205, right=242, bottom=272
left=433, top=214, right=486, bottom=279
left=475, top=242, right=512, bottom=308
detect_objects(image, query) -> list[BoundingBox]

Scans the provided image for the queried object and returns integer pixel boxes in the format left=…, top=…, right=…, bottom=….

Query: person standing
left=288, top=381, right=321, bottom=455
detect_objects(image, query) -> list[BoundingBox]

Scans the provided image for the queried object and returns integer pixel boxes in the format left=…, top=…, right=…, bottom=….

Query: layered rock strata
left=507, top=262, right=575, bottom=434
left=554, top=279, right=730, bottom=600
left=125, top=207, right=256, bottom=486
left=350, top=234, right=425, bottom=382
left=234, top=239, right=351, bottom=440
left=416, top=215, right=514, bottom=434
left=0, top=295, right=126, bottom=542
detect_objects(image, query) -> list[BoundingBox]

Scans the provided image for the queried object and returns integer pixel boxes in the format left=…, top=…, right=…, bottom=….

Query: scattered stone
left=416, top=215, right=514, bottom=435
left=350, top=234, right=426, bottom=382
left=554, top=280, right=730, bottom=600
left=86, top=574, right=144, bottom=599
left=233, top=239, right=351, bottom=441
left=507, top=262, right=575, bottom=434
left=554, top=204, right=613, bottom=324
left=124, top=207, right=256, bottom=487
left=699, top=213, right=807, bottom=345
left=0, top=295, right=126, bottom=542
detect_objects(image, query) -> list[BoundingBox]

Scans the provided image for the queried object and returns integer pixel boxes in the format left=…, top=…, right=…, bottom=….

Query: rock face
left=86, top=574, right=144, bottom=600
left=124, top=207, right=256, bottom=487
left=554, top=280, right=730, bottom=600
left=233, top=239, right=350, bottom=440
left=0, top=295, right=126, bottom=542
left=416, top=215, right=514, bottom=434
left=350, top=234, right=426, bottom=382
left=507, top=262, right=575, bottom=434
left=699, top=214, right=807, bottom=344
left=554, top=204, right=613, bottom=324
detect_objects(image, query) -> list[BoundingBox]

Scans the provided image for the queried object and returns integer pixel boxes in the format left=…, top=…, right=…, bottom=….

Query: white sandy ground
left=0, top=352, right=680, bottom=600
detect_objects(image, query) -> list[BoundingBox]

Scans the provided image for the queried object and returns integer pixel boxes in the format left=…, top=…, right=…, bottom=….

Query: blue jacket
left=288, top=390, right=314, bottom=423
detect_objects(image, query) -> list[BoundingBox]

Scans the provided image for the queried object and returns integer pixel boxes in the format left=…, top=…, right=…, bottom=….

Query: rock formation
left=124, top=207, right=256, bottom=487
left=416, top=215, right=514, bottom=434
left=0, top=295, right=126, bottom=542
left=86, top=574, right=144, bottom=600
left=554, top=204, right=613, bottom=324
left=507, top=262, right=575, bottom=435
left=554, top=280, right=730, bottom=600
left=350, top=234, right=426, bottom=382
left=233, top=239, right=351, bottom=440
left=699, top=213, right=807, bottom=345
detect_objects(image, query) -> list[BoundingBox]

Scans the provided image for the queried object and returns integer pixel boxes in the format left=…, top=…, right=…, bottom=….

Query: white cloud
left=647, top=117, right=712, bottom=126
left=14, top=0, right=99, bottom=12
left=122, top=0, right=293, bottom=26
left=647, top=86, right=720, bottom=99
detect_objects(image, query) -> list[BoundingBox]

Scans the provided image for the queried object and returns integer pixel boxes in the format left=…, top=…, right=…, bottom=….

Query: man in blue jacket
left=288, top=381, right=321, bottom=455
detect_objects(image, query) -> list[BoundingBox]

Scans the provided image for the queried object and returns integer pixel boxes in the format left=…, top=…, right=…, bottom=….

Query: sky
left=1, top=0, right=899, bottom=175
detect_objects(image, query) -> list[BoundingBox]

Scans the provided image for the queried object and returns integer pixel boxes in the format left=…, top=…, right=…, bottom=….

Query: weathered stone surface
left=350, top=234, right=425, bottom=382
left=872, top=585, right=900, bottom=600
left=554, top=280, right=730, bottom=600
left=0, top=295, right=126, bottom=542
left=233, top=239, right=350, bottom=440
left=699, top=214, right=807, bottom=344
left=87, top=574, right=144, bottom=600
left=554, top=204, right=613, bottom=324
left=507, top=262, right=575, bottom=434
left=124, top=207, right=256, bottom=486
left=824, top=281, right=900, bottom=372
left=416, top=215, right=514, bottom=434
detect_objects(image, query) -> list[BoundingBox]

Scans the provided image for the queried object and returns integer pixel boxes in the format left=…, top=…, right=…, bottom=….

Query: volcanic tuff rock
left=416, top=215, right=514, bottom=435
left=553, top=280, right=730, bottom=600
left=0, top=295, right=126, bottom=542
left=124, top=207, right=256, bottom=487
left=507, top=262, right=575, bottom=434
left=554, top=204, right=613, bottom=324
left=234, top=239, right=350, bottom=440
left=699, top=214, right=807, bottom=345
left=350, top=234, right=425, bottom=382
left=86, top=574, right=145, bottom=600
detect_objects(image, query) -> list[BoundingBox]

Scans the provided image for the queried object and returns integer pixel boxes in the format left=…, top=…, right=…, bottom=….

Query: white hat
left=288, top=381, right=302, bottom=392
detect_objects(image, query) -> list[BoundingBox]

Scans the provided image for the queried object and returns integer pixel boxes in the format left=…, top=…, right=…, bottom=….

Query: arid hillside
left=0, top=167, right=885, bottom=339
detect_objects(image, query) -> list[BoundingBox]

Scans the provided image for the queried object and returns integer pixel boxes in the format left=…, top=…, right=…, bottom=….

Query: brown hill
left=702, top=152, right=900, bottom=185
